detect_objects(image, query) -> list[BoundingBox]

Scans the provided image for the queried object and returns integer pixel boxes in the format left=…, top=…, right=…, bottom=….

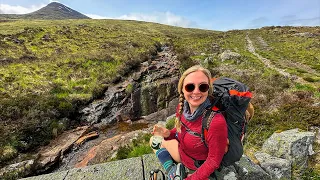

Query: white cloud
left=280, top=16, right=320, bottom=26
left=85, top=14, right=111, bottom=19
left=87, top=11, right=194, bottom=28
left=118, top=12, right=193, bottom=28
left=247, top=17, right=269, bottom=28
left=0, top=3, right=46, bottom=14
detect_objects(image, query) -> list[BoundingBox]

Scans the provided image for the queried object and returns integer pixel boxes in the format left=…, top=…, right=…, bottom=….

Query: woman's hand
left=152, top=124, right=170, bottom=138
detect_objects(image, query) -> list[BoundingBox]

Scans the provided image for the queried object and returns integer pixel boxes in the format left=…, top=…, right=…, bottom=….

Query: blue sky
left=0, top=0, right=319, bottom=31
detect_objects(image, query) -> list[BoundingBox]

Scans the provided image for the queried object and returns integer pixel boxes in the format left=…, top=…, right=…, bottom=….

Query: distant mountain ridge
left=0, top=2, right=90, bottom=20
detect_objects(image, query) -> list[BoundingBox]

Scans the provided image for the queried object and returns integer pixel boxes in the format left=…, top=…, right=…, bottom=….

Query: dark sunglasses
left=184, top=83, right=209, bottom=93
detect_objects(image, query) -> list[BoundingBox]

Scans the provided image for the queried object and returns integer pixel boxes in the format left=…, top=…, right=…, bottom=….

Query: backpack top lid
left=210, top=77, right=252, bottom=112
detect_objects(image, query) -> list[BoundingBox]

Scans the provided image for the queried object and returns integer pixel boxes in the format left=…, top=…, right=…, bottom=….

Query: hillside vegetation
left=0, top=19, right=319, bottom=175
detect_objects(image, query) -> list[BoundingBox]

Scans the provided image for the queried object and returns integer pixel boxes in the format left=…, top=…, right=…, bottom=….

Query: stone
left=0, top=160, right=35, bottom=179
left=294, top=32, right=316, bottom=38
left=142, top=154, right=165, bottom=180
left=255, top=152, right=291, bottom=179
left=235, top=155, right=271, bottom=180
left=262, top=128, right=315, bottom=169
left=68, top=158, right=143, bottom=180
left=20, top=170, right=69, bottom=180
left=219, top=50, right=241, bottom=62
left=22, top=157, right=143, bottom=180
left=220, top=165, right=238, bottom=180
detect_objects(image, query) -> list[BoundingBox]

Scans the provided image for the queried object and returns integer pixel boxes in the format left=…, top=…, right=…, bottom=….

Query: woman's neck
left=189, top=106, right=197, bottom=114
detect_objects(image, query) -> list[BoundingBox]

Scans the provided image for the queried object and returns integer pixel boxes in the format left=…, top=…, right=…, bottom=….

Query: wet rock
left=75, top=131, right=99, bottom=146
left=34, top=126, right=90, bottom=173
left=79, top=48, right=179, bottom=126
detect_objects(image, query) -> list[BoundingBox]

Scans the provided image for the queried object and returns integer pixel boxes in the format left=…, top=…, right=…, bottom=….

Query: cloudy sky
left=0, top=0, right=319, bottom=31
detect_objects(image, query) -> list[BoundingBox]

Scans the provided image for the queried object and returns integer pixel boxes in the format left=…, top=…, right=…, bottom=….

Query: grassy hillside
left=0, top=19, right=319, bottom=175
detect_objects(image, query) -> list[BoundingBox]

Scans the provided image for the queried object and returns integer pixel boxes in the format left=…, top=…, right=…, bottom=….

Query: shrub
left=0, top=145, right=18, bottom=163
left=303, top=76, right=320, bottom=83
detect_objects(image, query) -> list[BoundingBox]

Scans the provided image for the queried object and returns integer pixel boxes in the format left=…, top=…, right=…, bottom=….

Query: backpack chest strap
left=180, top=121, right=202, bottom=138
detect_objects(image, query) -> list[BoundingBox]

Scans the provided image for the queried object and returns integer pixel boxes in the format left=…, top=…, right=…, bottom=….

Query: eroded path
left=245, top=34, right=308, bottom=84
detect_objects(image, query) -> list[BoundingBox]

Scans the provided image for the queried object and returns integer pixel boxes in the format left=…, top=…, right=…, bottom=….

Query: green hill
left=0, top=19, right=319, bottom=177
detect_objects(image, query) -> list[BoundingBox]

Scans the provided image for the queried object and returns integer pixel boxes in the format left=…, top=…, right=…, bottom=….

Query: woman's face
left=182, top=70, right=209, bottom=112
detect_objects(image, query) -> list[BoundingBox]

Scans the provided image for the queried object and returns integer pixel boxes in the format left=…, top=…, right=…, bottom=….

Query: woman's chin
left=189, top=101, right=203, bottom=108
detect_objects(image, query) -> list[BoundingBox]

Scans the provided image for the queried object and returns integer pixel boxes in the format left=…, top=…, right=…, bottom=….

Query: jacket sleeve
left=185, top=113, right=228, bottom=180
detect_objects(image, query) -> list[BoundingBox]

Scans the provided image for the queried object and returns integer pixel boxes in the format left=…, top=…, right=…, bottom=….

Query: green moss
left=166, top=117, right=176, bottom=130
left=125, top=83, right=133, bottom=94
left=111, top=133, right=152, bottom=161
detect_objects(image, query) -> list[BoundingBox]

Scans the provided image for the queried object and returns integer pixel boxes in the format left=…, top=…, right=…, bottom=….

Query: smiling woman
left=150, top=65, right=228, bottom=180
left=181, top=70, right=210, bottom=114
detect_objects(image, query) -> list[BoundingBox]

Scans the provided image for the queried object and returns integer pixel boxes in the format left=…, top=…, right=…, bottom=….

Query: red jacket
left=166, top=111, right=228, bottom=180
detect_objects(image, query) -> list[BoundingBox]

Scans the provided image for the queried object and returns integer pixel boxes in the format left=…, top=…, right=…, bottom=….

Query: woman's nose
left=192, top=86, right=201, bottom=93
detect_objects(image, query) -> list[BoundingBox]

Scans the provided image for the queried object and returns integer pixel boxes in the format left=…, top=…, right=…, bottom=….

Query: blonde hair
left=175, top=65, right=213, bottom=132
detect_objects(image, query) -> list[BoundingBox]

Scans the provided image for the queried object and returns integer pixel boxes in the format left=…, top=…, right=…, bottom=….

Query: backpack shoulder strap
left=201, top=108, right=217, bottom=147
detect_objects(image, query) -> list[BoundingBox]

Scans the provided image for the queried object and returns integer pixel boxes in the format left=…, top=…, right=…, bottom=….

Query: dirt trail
left=245, top=34, right=307, bottom=84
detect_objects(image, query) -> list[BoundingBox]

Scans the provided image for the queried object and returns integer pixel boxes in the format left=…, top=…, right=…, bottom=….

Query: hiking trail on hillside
left=245, top=34, right=308, bottom=85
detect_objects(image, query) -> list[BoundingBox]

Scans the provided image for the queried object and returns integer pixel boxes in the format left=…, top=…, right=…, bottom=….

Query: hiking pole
left=149, top=169, right=165, bottom=180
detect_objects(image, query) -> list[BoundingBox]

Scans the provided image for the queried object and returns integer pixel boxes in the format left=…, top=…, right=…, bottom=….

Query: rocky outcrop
left=235, top=155, right=271, bottom=179
left=219, top=50, right=241, bottom=62
left=79, top=47, right=179, bottom=126
left=261, top=128, right=315, bottom=169
left=293, top=32, right=316, bottom=38
left=254, top=152, right=291, bottom=179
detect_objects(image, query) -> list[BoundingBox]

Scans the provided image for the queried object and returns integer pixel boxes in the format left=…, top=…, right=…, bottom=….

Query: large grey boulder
left=262, top=128, right=315, bottom=169
left=255, top=152, right=291, bottom=179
